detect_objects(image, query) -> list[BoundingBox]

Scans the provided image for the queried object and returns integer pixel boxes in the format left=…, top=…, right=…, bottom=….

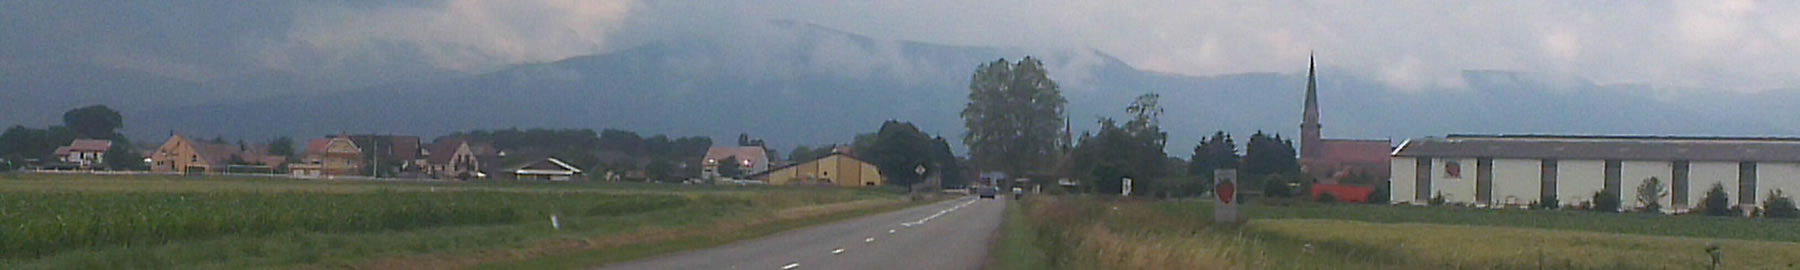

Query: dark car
left=978, top=187, right=997, bottom=199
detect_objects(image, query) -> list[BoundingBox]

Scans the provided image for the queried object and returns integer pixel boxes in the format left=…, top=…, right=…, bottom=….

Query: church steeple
left=1300, top=54, right=1323, bottom=159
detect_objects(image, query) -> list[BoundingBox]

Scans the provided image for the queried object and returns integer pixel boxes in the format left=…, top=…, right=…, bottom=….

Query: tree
left=1188, top=131, right=1238, bottom=177
left=62, top=105, right=123, bottom=139
left=1764, top=190, right=1800, bottom=219
left=267, top=137, right=296, bottom=157
left=645, top=158, right=675, bottom=182
left=1242, top=131, right=1299, bottom=176
left=102, top=139, right=143, bottom=170
left=864, top=121, right=940, bottom=188
left=715, top=156, right=743, bottom=178
left=961, top=57, right=1067, bottom=180
left=0, top=125, right=76, bottom=160
left=1636, top=177, right=1668, bottom=213
left=1700, top=183, right=1733, bottom=216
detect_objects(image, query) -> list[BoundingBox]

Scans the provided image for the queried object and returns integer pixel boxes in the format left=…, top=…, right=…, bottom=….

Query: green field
left=993, top=196, right=1800, bottom=269
left=0, top=173, right=906, bottom=269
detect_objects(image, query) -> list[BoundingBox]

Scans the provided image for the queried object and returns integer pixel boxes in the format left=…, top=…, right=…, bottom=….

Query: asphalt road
left=596, top=196, right=1008, bottom=270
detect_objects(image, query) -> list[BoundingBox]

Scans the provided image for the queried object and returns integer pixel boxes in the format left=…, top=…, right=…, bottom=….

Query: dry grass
left=1003, top=197, right=1800, bottom=269
left=1256, top=219, right=1800, bottom=269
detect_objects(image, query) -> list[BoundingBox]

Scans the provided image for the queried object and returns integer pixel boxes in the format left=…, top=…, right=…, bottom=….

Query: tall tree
left=1188, top=131, right=1239, bottom=177
left=62, top=105, right=123, bottom=139
left=1242, top=131, right=1299, bottom=175
left=715, top=156, right=743, bottom=178
left=865, top=121, right=940, bottom=188
left=267, top=137, right=296, bottom=157
left=1069, top=94, right=1171, bottom=195
left=961, top=57, right=1067, bottom=180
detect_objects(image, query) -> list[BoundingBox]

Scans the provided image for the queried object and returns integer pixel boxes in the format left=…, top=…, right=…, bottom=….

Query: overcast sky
left=5, top=1, right=1797, bottom=93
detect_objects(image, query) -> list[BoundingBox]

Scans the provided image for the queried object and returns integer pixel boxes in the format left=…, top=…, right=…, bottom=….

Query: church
left=1297, top=56, right=1393, bottom=185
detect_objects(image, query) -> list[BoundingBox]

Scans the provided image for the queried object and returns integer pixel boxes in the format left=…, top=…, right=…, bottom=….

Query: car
left=978, top=187, right=997, bottom=199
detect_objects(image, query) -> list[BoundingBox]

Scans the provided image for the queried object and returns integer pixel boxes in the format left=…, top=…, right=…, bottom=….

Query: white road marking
left=888, top=229, right=896, bottom=234
left=865, top=237, right=875, bottom=243
left=900, top=199, right=979, bottom=227
left=781, top=262, right=800, bottom=269
left=832, top=248, right=846, bottom=255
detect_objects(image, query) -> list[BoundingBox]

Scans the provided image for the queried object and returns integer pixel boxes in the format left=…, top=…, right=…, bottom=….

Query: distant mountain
left=12, top=20, right=1794, bottom=153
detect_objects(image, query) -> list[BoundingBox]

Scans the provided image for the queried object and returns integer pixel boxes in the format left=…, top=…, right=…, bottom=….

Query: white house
left=1391, top=134, right=1800, bottom=213
left=513, top=157, right=583, bottom=181
left=54, top=139, right=112, bottom=169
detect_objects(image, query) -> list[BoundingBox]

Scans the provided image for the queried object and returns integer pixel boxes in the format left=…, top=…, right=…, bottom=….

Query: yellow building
left=755, top=153, right=883, bottom=187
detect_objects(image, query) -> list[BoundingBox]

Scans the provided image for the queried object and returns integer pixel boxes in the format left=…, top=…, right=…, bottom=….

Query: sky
left=4, top=1, right=1798, bottom=93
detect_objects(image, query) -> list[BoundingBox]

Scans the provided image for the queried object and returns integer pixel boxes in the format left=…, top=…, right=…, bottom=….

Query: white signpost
left=1214, top=169, right=1239, bottom=223
left=1121, top=177, right=1133, bottom=196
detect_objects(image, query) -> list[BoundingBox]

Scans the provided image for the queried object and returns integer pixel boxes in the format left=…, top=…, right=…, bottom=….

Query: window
left=1444, top=161, right=1461, bottom=178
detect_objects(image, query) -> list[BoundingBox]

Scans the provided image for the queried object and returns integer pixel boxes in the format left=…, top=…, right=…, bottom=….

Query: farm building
left=752, top=152, right=883, bottom=187
left=1391, top=134, right=1800, bottom=213
left=511, top=157, right=583, bottom=181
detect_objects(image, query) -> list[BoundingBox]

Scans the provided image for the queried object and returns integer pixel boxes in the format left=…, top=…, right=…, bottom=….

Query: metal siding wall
left=1620, top=161, right=1673, bottom=211
left=1432, top=158, right=1475, bottom=203
left=1689, top=162, right=1739, bottom=208
left=1391, top=157, right=1417, bottom=204
left=1557, top=160, right=1606, bottom=206
left=1491, top=159, right=1540, bottom=206
left=1760, top=162, right=1800, bottom=207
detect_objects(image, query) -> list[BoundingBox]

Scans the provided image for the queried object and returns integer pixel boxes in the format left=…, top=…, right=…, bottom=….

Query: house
left=54, top=139, right=112, bottom=169
left=753, top=152, right=883, bottom=187
left=150, top=134, right=283, bottom=175
left=422, top=138, right=498, bottom=180
left=511, top=157, right=583, bottom=181
left=345, top=135, right=423, bottom=174
left=1393, top=134, right=1800, bottom=213
left=288, top=136, right=363, bottom=177
left=703, top=146, right=770, bottom=178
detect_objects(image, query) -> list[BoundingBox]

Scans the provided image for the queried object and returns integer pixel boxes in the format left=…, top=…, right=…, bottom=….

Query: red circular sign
left=1216, top=182, right=1235, bottom=204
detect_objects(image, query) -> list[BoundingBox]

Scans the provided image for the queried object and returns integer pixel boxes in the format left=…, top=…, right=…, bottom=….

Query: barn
left=1390, top=134, right=1800, bottom=213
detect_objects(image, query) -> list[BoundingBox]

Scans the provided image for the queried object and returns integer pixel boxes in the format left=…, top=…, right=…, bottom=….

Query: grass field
left=0, top=173, right=909, bottom=269
left=993, top=196, right=1800, bottom=269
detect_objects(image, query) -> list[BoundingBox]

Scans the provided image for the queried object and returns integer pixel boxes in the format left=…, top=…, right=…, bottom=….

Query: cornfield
left=0, top=190, right=690, bottom=260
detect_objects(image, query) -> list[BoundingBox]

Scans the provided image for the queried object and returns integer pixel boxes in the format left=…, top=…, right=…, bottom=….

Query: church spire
left=1300, top=53, right=1323, bottom=159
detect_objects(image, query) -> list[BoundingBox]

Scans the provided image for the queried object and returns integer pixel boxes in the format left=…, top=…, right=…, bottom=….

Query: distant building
left=422, top=138, right=499, bottom=180
left=150, top=134, right=282, bottom=175
left=511, top=157, right=583, bottom=181
left=1392, top=134, right=1800, bottom=213
left=703, top=146, right=770, bottom=178
left=54, top=139, right=112, bottom=169
left=289, top=136, right=363, bottom=177
left=753, top=152, right=883, bottom=187
left=1297, top=56, right=1392, bottom=184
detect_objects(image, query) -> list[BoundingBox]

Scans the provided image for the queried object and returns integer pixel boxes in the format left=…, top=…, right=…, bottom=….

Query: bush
left=1533, top=196, right=1561, bottom=210
left=1591, top=190, right=1620, bottom=213
left=1763, top=190, right=1799, bottom=219
left=1366, top=182, right=1390, bottom=204
left=1635, top=177, right=1667, bottom=213
left=1428, top=192, right=1447, bottom=206
left=1700, top=183, right=1733, bottom=216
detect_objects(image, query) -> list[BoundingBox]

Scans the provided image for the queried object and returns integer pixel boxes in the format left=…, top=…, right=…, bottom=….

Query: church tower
left=1300, top=54, right=1323, bottom=159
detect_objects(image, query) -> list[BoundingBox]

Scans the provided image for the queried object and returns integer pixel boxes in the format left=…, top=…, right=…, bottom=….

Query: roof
left=1394, top=135, right=1800, bottom=162
left=747, top=152, right=871, bottom=178
left=425, top=139, right=467, bottom=164
left=513, top=157, right=582, bottom=175
left=705, top=146, right=768, bottom=164
left=347, top=135, right=421, bottom=160
left=1316, top=139, right=1392, bottom=164
left=67, top=139, right=112, bottom=152
left=303, top=138, right=331, bottom=155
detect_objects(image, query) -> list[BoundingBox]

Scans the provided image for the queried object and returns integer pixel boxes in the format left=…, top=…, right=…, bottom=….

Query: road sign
left=1214, top=169, right=1238, bottom=223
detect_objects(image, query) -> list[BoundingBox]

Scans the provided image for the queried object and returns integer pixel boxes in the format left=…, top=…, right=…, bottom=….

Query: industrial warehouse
left=1391, top=134, right=1800, bottom=213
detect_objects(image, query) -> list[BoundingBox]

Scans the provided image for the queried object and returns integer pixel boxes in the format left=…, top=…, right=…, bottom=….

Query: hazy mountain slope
left=103, top=21, right=1800, bottom=153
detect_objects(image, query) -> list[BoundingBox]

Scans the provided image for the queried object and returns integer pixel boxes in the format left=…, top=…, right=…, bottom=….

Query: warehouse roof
left=1394, top=134, right=1800, bottom=162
